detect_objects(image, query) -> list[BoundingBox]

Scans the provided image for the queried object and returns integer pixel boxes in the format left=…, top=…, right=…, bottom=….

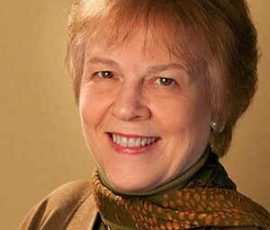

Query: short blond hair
left=66, top=0, right=258, bottom=156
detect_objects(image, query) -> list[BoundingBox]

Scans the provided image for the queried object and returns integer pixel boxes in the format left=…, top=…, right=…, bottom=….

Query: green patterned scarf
left=91, top=149, right=270, bottom=230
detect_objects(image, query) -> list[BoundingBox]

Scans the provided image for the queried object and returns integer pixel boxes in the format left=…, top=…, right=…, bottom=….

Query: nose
left=111, top=83, right=151, bottom=121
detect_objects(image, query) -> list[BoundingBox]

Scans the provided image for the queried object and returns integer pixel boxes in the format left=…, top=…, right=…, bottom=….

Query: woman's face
left=79, top=28, right=211, bottom=193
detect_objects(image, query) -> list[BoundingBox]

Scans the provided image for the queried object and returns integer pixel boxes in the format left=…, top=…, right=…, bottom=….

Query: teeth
left=116, top=135, right=121, bottom=144
left=111, top=134, right=157, bottom=148
left=127, top=138, right=136, bottom=147
left=122, top=137, right=128, bottom=147
left=146, top=138, right=152, bottom=145
left=113, top=135, right=117, bottom=143
left=141, top=138, right=147, bottom=146
left=135, top=138, right=141, bottom=146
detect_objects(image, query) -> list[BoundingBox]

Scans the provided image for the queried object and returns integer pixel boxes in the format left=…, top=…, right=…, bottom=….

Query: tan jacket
left=19, top=180, right=98, bottom=230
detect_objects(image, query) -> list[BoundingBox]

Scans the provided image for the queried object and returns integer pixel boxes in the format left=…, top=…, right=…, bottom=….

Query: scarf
left=91, top=149, right=270, bottom=230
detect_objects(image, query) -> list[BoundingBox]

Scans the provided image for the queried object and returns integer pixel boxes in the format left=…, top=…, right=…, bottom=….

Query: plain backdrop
left=0, top=1, right=269, bottom=229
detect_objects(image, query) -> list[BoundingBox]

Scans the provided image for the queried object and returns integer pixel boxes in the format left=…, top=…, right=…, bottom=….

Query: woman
left=20, top=0, right=270, bottom=229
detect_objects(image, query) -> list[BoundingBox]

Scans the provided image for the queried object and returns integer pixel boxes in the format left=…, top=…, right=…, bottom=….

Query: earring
left=211, top=121, right=225, bottom=133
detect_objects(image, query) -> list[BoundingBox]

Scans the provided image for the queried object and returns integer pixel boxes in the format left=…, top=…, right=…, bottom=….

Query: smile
left=111, top=133, right=158, bottom=147
left=106, top=132, right=160, bottom=154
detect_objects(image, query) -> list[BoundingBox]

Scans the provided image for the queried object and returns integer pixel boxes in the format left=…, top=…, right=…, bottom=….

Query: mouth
left=106, top=132, right=161, bottom=154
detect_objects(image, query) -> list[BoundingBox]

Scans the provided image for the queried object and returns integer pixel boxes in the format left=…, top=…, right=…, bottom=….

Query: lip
left=105, top=132, right=161, bottom=155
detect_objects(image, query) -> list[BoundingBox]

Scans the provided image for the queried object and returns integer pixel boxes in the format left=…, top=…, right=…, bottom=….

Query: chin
left=105, top=168, right=159, bottom=194
left=111, top=179, right=155, bottom=194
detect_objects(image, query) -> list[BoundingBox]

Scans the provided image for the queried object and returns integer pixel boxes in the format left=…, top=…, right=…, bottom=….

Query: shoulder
left=19, top=180, right=97, bottom=230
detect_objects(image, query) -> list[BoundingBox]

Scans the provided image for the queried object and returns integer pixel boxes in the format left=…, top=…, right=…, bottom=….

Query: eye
left=156, top=77, right=176, bottom=86
left=96, top=71, right=113, bottom=79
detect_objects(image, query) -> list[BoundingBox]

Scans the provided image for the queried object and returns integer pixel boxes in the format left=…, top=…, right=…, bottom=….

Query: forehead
left=86, top=28, right=165, bottom=58
left=84, top=24, right=195, bottom=71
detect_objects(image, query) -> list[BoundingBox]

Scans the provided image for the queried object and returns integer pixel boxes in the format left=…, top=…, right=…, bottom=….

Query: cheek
left=151, top=97, right=198, bottom=131
left=151, top=93, right=210, bottom=135
left=79, top=85, right=112, bottom=129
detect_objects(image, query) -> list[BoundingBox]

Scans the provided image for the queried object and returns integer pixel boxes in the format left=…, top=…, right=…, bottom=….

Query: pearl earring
left=211, top=121, right=225, bottom=133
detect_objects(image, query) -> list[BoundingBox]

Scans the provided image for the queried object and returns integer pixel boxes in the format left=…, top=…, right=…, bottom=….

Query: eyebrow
left=87, top=57, right=119, bottom=68
left=87, top=57, right=188, bottom=74
left=146, top=63, right=187, bottom=74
